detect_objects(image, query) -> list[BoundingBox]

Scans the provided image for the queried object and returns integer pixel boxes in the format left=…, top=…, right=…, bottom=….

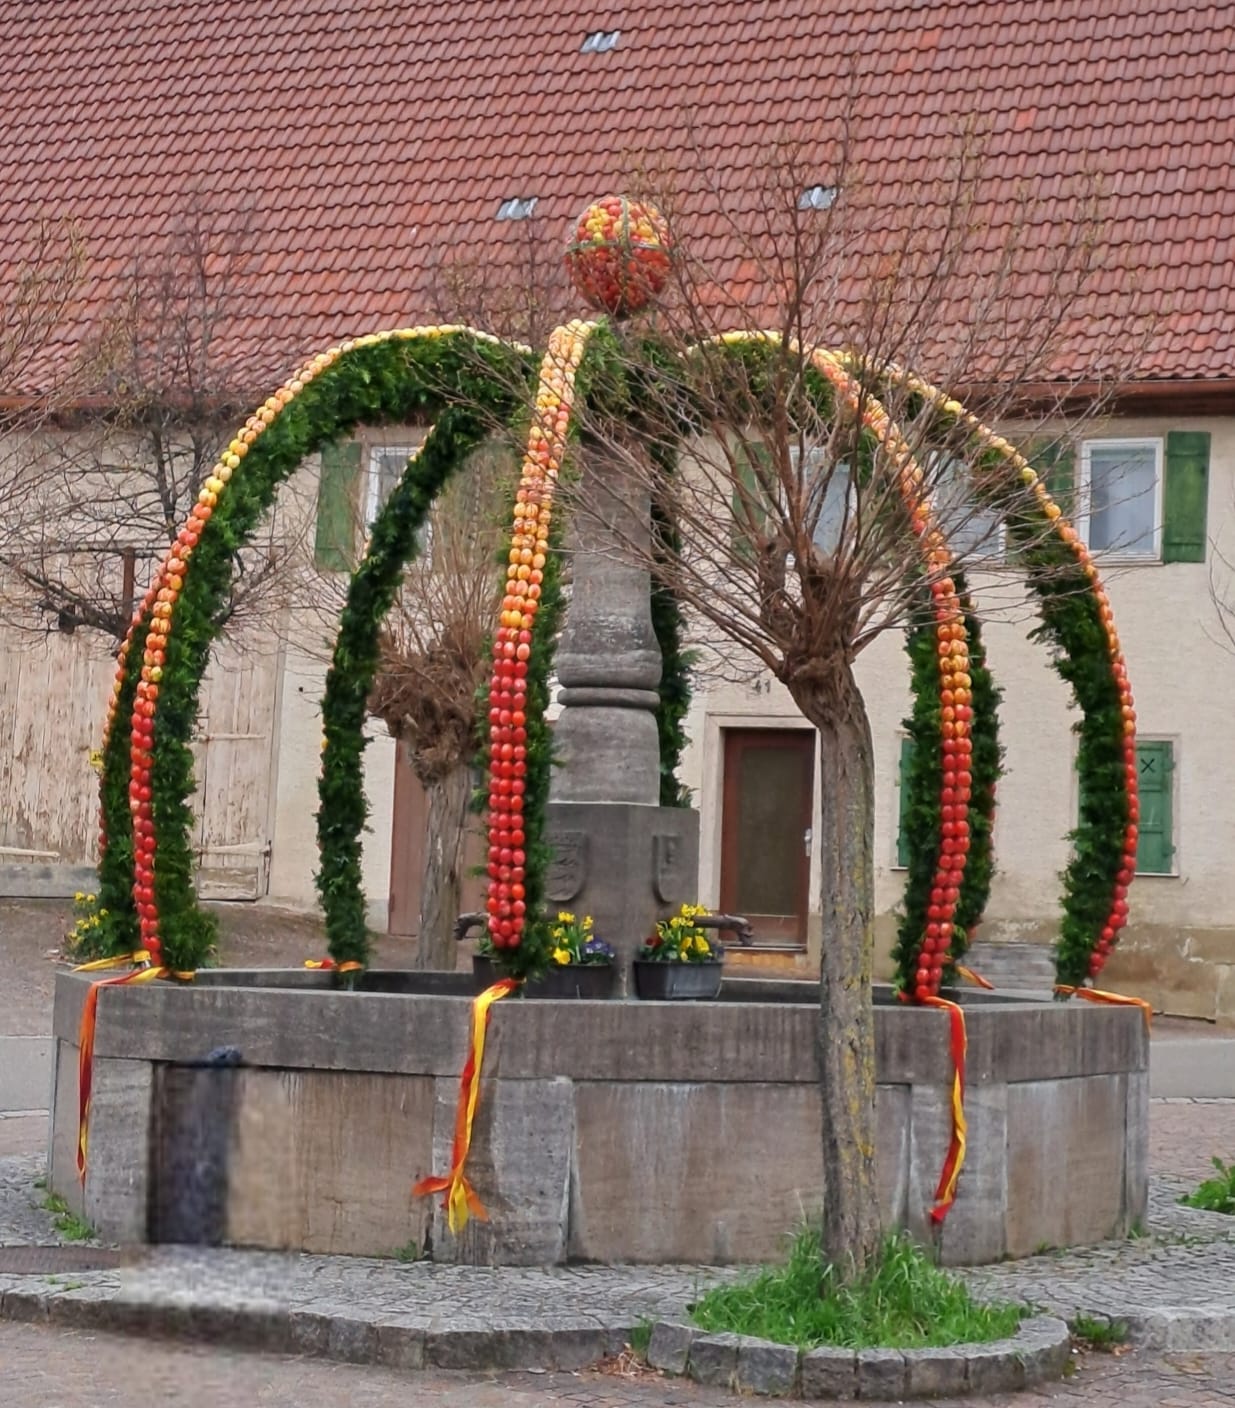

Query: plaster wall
left=681, top=414, right=1235, bottom=1011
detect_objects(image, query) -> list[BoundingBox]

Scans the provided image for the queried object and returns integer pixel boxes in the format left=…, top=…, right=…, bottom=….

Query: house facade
left=1, top=1, right=1233, bottom=1017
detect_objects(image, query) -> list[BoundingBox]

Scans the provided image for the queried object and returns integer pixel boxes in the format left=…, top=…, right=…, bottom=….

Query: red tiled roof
left=2, top=0, right=1233, bottom=392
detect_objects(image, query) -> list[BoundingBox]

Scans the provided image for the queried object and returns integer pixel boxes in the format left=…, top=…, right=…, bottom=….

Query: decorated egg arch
left=86, top=197, right=1136, bottom=1006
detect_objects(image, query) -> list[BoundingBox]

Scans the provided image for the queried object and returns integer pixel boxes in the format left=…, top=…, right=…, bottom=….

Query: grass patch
left=40, top=1192, right=95, bottom=1243
left=1179, top=1157, right=1235, bottom=1215
left=1068, top=1314, right=1129, bottom=1351
left=691, top=1229, right=1024, bottom=1351
left=391, top=1239, right=423, bottom=1263
left=628, top=1319, right=653, bottom=1357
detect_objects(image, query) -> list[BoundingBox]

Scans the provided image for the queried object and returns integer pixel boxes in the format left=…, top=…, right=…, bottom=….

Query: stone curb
left=0, top=1282, right=633, bottom=1372
left=650, top=1314, right=1071, bottom=1399
left=1120, top=1306, right=1235, bottom=1352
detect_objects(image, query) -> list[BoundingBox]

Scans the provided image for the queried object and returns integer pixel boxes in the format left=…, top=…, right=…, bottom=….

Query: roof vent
left=497, top=197, right=538, bottom=221
left=581, top=30, right=620, bottom=52
left=797, top=184, right=838, bottom=211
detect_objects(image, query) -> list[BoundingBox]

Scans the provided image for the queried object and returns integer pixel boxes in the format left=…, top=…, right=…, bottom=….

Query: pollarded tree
left=362, top=439, right=517, bottom=967
left=547, top=132, right=1144, bottom=1275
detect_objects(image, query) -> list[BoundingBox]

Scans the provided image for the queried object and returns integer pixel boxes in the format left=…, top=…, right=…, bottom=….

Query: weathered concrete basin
left=47, top=969, right=1147, bottom=1267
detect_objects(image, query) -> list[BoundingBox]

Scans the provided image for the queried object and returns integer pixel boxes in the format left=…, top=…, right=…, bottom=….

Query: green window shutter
left=730, top=440, right=773, bottom=560
left=896, top=736, right=914, bottom=868
left=1162, top=430, right=1210, bottom=563
left=1135, top=740, right=1175, bottom=874
left=314, top=441, right=363, bottom=571
left=1029, top=438, right=1076, bottom=517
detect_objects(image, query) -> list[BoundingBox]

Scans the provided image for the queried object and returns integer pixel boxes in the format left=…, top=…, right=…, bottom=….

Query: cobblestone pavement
left=0, top=1115, right=43, bottom=1160
left=3, top=1321, right=1235, bottom=1406
left=1150, top=1098, right=1235, bottom=1183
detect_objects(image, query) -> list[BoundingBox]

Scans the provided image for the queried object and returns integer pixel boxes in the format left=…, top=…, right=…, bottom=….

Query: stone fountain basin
left=47, top=969, right=1147, bottom=1267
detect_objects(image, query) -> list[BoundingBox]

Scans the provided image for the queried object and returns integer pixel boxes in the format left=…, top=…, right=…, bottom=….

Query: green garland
left=1007, top=509, right=1128, bottom=988
left=91, top=621, right=148, bottom=957
left=950, top=574, right=1002, bottom=957
left=855, top=368, right=1131, bottom=991
left=892, top=597, right=946, bottom=990
left=317, top=401, right=527, bottom=970
left=95, top=330, right=531, bottom=975
left=497, top=518, right=566, bottom=978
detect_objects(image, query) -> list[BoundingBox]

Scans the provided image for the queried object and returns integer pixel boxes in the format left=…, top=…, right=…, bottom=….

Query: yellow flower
left=74, top=891, right=85, bottom=903
left=552, top=947, right=571, bottom=965
left=557, top=911, right=574, bottom=924
left=86, top=894, right=96, bottom=904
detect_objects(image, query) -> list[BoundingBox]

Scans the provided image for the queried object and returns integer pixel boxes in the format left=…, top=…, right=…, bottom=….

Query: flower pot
left=473, top=955, right=616, bottom=999
left=633, top=959, right=724, bottom=1000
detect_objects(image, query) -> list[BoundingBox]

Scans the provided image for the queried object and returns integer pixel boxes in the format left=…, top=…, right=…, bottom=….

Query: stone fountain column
left=544, top=446, right=699, bottom=994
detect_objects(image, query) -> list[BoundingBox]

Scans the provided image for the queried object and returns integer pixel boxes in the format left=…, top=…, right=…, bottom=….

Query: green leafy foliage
left=97, top=331, right=533, bottom=974
left=1007, top=506, right=1128, bottom=989
left=1180, top=1156, right=1235, bottom=1215
left=691, top=1228, right=1024, bottom=1350
left=1068, top=1314, right=1129, bottom=1350
left=892, top=603, right=945, bottom=988
left=951, top=575, right=1002, bottom=958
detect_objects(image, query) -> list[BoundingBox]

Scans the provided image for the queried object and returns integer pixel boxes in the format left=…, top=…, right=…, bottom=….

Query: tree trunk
left=787, top=659, right=881, bottom=1281
left=415, top=764, right=471, bottom=970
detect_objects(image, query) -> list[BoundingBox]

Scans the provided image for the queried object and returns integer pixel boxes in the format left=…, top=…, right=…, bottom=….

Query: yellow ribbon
left=954, top=965, right=994, bottom=990
left=1055, top=985, right=1153, bottom=1032
left=920, top=995, right=969, bottom=1224
left=413, top=978, right=519, bottom=1232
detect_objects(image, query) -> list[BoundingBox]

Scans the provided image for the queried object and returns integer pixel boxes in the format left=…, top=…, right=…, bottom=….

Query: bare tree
left=0, top=216, right=88, bottom=549
left=302, top=436, right=519, bottom=966
left=536, top=129, right=1144, bottom=1275
left=0, top=199, right=297, bottom=640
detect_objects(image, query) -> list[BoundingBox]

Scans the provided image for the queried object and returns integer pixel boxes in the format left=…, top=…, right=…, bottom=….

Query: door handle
left=803, top=828, right=812, bottom=858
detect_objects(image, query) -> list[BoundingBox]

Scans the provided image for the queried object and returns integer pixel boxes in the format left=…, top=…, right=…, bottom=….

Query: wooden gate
left=0, top=626, right=279, bottom=900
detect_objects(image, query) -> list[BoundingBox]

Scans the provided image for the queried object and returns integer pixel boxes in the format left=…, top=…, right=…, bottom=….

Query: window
left=895, top=736, right=914, bottom=868
left=798, top=185, right=838, bottom=210
left=1079, top=439, right=1161, bottom=558
left=932, top=455, right=1003, bottom=559
left=1077, top=737, right=1175, bottom=875
left=1132, top=739, right=1175, bottom=875
left=368, top=446, right=431, bottom=560
left=496, top=197, right=538, bottom=221
left=790, top=445, right=852, bottom=556
left=580, top=29, right=620, bottom=51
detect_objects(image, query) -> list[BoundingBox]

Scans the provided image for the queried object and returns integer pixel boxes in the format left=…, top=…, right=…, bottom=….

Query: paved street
left=4, top=1320, right=1235, bottom=1406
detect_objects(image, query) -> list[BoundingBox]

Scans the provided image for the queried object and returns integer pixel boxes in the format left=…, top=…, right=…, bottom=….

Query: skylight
left=581, top=30, right=620, bottom=53
left=798, top=185, right=838, bottom=211
left=496, top=197, right=538, bottom=221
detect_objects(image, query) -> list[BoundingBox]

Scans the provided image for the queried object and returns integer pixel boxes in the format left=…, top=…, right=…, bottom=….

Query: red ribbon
left=413, top=978, right=519, bottom=1232
left=921, top=995, right=968, bottom=1225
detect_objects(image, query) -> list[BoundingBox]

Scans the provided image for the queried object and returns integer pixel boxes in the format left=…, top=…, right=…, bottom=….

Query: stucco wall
left=257, top=415, right=1235, bottom=1007
left=266, top=644, right=395, bottom=929
left=679, top=414, right=1235, bottom=1014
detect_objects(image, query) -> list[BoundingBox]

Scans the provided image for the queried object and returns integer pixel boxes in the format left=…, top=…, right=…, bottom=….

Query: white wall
left=681, top=413, right=1235, bottom=949
left=266, top=644, right=395, bottom=929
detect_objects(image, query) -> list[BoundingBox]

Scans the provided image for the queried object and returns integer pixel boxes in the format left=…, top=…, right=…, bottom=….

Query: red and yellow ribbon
left=303, top=958, right=364, bottom=973
left=954, top=965, right=994, bottom=991
left=921, top=995, right=968, bottom=1225
left=1055, top=985, right=1153, bottom=1032
left=74, top=954, right=167, bottom=1178
left=413, top=978, right=519, bottom=1232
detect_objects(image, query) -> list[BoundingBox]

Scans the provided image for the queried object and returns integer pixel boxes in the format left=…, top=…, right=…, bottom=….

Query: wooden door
left=388, top=742, right=486, bottom=939
left=719, top=728, right=814, bottom=944
left=192, top=638, right=279, bottom=901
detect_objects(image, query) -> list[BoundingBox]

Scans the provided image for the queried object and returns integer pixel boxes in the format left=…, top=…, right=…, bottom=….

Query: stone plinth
left=545, top=802, right=700, bottom=992
left=48, top=971, right=1148, bottom=1267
